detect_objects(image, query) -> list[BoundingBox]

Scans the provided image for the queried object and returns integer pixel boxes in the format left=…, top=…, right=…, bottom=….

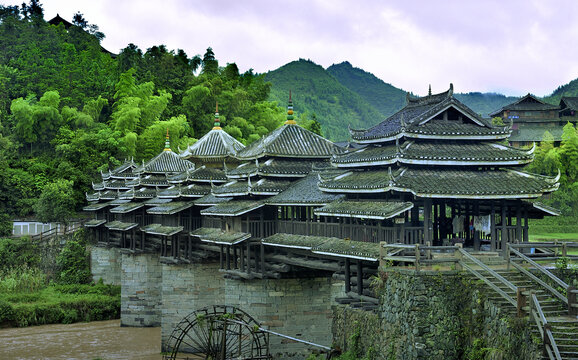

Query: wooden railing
left=30, top=221, right=85, bottom=242
left=278, top=221, right=423, bottom=244
left=528, top=292, right=562, bottom=360
left=508, top=241, right=578, bottom=261
left=380, top=243, right=518, bottom=309
left=508, top=244, right=577, bottom=315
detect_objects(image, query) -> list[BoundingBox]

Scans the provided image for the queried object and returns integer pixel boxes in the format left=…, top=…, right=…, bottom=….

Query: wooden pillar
left=523, top=209, right=529, bottom=243
left=465, top=204, right=471, bottom=245
left=357, top=260, right=363, bottom=296
left=226, top=245, right=231, bottom=270
left=473, top=203, right=480, bottom=251
left=490, top=204, right=496, bottom=252
left=344, top=258, right=351, bottom=293
left=501, top=203, right=508, bottom=256
left=260, top=243, right=265, bottom=278
left=219, top=244, right=224, bottom=269
left=423, top=199, right=432, bottom=245
left=233, top=246, right=238, bottom=269
left=246, top=241, right=251, bottom=274
left=516, top=205, right=522, bottom=243
left=240, top=244, right=245, bottom=271
left=433, top=202, right=439, bottom=244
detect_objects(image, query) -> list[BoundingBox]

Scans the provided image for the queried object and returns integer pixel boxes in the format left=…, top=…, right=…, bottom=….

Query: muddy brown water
left=0, top=320, right=162, bottom=360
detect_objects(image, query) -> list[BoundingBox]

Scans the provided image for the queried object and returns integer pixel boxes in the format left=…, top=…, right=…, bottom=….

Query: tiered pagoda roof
left=179, top=103, right=245, bottom=161
left=489, top=94, right=560, bottom=118
left=323, top=84, right=560, bottom=202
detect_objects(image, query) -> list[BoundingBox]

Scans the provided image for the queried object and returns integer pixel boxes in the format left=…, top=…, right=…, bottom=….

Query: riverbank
left=0, top=319, right=161, bottom=360
left=0, top=281, right=121, bottom=328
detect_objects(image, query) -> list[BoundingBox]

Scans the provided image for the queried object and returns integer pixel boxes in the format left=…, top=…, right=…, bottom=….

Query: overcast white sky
left=6, top=0, right=578, bottom=96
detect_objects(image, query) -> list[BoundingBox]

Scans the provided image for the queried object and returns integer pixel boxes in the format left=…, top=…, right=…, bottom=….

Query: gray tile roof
left=167, top=166, right=228, bottom=183
left=134, top=150, right=195, bottom=174
left=350, top=86, right=502, bottom=143
left=109, top=202, right=145, bottom=214
left=314, top=201, right=413, bottom=220
left=193, top=193, right=232, bottom=206
left=318, top=167, right=559, bottom=199
left=180, top=129, right=245, bottom=160
left=146, top=201, right=194, bottom=215
left=311, top=239, right=380, bottom=261
left=490, top=94, right=559, bottom=117
left=190, top=227, right=251, bottom=245
left=200, top=200, right=265, bottom=217
left=104, top=221, right=138, bottom=231
left=140, top=223, right=183, bottom=236
left=84, top=219, right=107, bottom=227
left=399, top=141, right=534, bottom=165
left=266, top=173, right=344, bottom=205
left=235, top=124, right=346, bottom=160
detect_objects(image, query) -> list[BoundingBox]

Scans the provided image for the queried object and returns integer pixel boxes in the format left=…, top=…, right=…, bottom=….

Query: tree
left=34, top=179, right=75, bottom=224
left=201, top=47, right=218, bottom=75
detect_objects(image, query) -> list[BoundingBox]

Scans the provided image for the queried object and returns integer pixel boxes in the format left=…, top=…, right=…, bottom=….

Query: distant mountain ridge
left=264, top=59, right=384, bottom=140
left=265, top=59, right=577, bottom=141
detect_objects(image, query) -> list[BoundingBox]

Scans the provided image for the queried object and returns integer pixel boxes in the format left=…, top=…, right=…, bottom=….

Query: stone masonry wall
left=333, top=269, right=541, bottom=360
left=121, top=253, right=162, bottom=327
left=90, top=246, right=121, bottom=285
left=160, top=262, right=225, bottom=350
left=225, top=276, right=345, bottom=358
left=160, top=261, right=344, bottom=358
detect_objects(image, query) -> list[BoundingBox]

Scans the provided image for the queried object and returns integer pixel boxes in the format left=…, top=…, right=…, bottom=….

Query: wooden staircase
left=460, top=251, right=578, bottom=360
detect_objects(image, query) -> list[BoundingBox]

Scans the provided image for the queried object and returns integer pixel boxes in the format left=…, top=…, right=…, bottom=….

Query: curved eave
left=398, top=158, right=532, bottom=166
left=318, top=185, right=394, bottom=194
left=256, top=172, right=309, bottom=178
left=310, top=250, right=378, bottom=262
left=266, top=202, right=329, bottom=206
left=351, top=132, right=403, bottom=144
left=213, top=192, right=249, bottom=197
left=315, top=203, right=414, bottom=220
left=250, top=190, right=281, bottom=196
left=332, top=158, right=397, bottom=168
left=236, top=153, right=337, bottom=161
left=261, top=242, right=313, bottom=250
left=404, top=133, right=511, bottom=140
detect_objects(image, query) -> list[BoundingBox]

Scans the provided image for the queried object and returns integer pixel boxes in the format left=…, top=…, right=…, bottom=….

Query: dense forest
left=1, top=1, right=577, bottom=233
left=0, top=1, right=311, bottom=230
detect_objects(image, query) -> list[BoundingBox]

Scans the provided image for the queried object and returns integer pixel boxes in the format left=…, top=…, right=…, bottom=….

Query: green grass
left=529, top=233, right=578, bottom=242
left=0, top=275, right=121, bottom=327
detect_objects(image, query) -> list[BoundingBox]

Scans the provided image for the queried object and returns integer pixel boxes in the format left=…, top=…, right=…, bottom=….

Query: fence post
left=415, top=244, right=420, bottom=271
left=562, top=243, right=567, bottom=257
left=506, top=244, right=511, bottom=271
left=517, top=287, right=527, bottom=317
left=426, top=241, right=432, bottom=260
left=569, top=286, right=577, bottom=317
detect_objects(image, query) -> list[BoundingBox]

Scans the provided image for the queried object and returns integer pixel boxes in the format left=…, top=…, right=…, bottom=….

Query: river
left=0, top=320, right=162, bottom=360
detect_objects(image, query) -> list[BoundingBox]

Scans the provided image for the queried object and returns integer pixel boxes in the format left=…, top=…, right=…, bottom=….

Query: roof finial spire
left=285, top=90, right=297, bottom=125
left=428, top=84, right=432, bottom=97
left=164, top=128, right=171, bottom=151
left=213, top=102, right=222, bottom=130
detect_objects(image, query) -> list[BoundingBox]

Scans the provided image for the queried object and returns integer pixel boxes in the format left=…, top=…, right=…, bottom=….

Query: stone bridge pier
left=91, top=248, right=345, bottom=358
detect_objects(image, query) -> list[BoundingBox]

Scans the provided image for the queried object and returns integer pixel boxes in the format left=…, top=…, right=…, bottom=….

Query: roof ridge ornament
left=285, top=90, right=297, bottom=125
left=164, top=128, right=171, bottom=151
left=526, top=142, right=536, bottom=155
left=213, top=102, right=222, bottom=130
left=449, top=83, right=454, bottom=97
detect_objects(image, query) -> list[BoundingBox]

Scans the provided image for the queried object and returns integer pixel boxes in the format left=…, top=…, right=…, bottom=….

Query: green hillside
left=545, top=78, right=578, bottom=104
left=454, top=92, right=519, bottom=117
left=264, top=59, right=385, bottom=141
left=326, top=61, right=407, bottom=118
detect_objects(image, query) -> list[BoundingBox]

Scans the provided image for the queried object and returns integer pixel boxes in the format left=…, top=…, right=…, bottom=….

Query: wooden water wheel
left=164, top=305, right=271, bottom=360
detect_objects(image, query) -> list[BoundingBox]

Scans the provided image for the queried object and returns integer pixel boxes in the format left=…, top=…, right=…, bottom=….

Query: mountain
left=265, top=59, right=529, bottom=140
left=326, top=61, right=407, bottom=118
left=264, top=59, right=385, bottom=141
left=545, top=78, right=578, bottom=104
left=454, top=92, right=519, bottom=117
